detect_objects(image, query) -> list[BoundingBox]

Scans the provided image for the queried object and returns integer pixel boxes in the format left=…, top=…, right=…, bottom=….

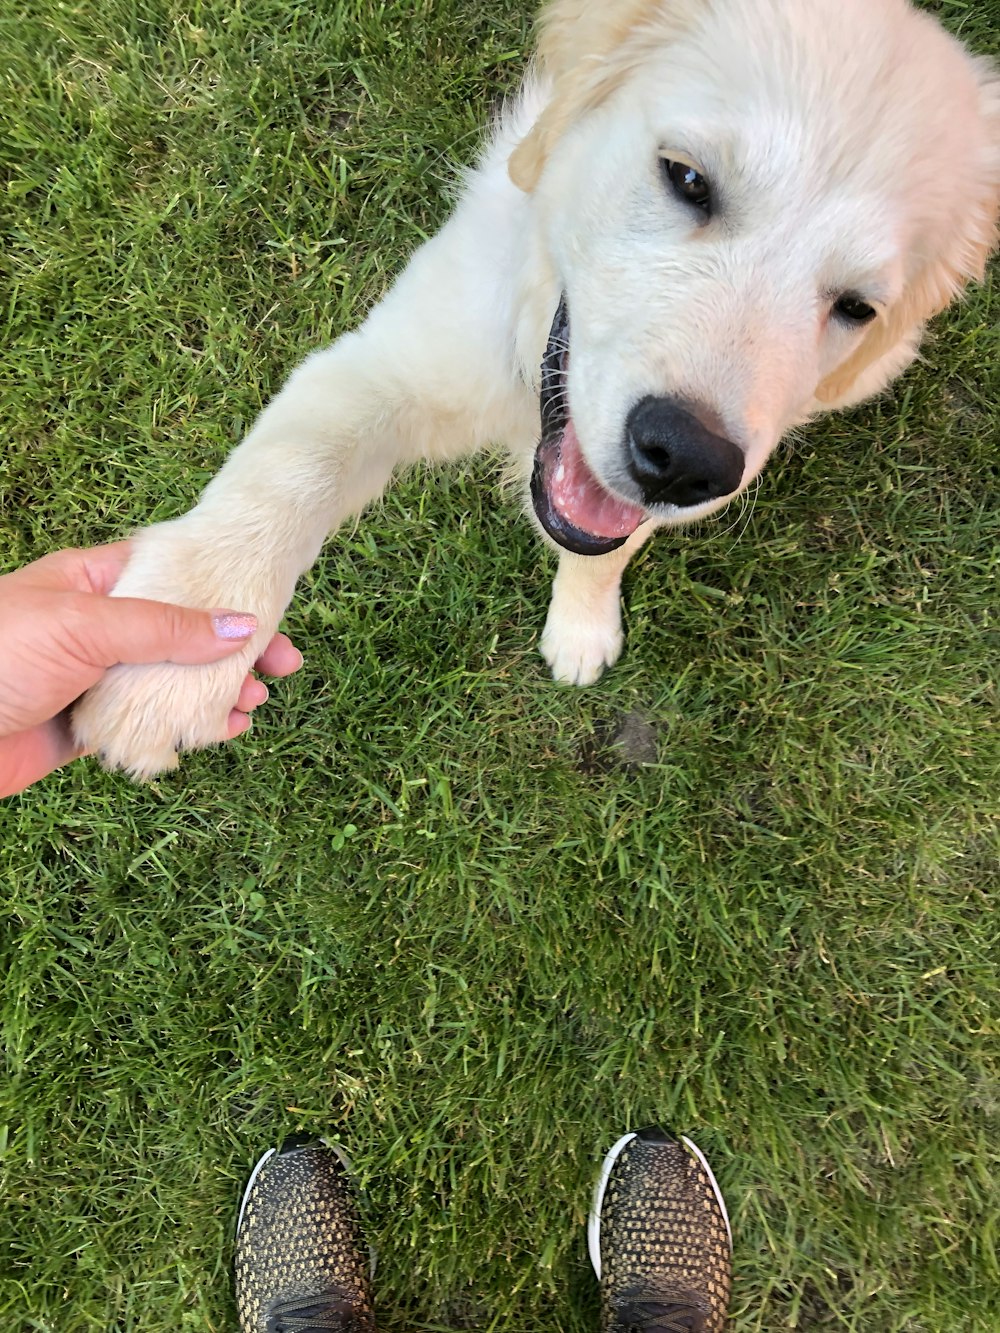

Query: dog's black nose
left=625, top=397, right=744, bottom=508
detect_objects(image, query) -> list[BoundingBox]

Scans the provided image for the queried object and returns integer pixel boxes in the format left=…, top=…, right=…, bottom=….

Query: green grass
left=1, top=1, right=998, bottom=1329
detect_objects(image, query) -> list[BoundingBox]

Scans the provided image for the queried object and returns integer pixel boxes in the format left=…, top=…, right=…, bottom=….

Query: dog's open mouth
left=531, top=298, right=648, bottom=557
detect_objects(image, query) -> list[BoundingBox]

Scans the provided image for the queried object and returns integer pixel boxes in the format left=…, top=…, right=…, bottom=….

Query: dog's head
left=512, top=0, right=1000, bottom=556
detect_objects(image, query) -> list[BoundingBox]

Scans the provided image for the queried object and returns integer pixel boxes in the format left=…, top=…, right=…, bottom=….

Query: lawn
left=1, top=1, right=998, bottom=1329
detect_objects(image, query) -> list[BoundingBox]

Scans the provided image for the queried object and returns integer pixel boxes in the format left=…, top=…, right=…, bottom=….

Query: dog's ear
left=509, top=1, right=704, bottom=192
left=531, top=0, right=656, bottom=81
left=817, top=57, right=1000, bottom=406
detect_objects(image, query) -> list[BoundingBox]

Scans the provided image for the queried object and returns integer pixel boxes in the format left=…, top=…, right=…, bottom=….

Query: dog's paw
left=71, top=516, right=285, bottom=779
left=540, top=603, right=624, bottom=686
left=72, top=652, right=256, bottom=780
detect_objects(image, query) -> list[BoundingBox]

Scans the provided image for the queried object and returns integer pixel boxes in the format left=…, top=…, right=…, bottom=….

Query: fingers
left=254, top=632, right=303, bottom=678
left=77, top=597, right=259, bottom=669
left=226, top=709, right=253, bottom=741
left=14, top=547, right=304, bottom=677
left=225, top=632, right=304, bottom=734
left=236, top=677, right=269, bottom=712
left=233, top=633, right=303, bottom=712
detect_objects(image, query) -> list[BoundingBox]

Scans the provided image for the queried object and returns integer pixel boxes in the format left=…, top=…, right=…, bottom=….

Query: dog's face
left=518, top=0, right=1000, bottom=557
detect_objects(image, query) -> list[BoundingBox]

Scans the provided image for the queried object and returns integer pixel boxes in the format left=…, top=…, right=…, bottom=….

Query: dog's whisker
left=721, top=475, right=761, bottom=551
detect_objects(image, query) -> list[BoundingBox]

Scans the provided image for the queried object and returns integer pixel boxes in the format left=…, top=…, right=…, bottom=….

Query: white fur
left=72, top=0, right=999, bottom=778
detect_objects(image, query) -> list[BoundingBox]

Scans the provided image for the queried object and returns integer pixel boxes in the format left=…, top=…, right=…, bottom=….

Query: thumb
left=82, top=599, right=259, bottom=668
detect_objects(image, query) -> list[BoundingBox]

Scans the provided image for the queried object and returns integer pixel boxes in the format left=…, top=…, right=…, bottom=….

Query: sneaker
left=589, top=1127, right=733, bottom=1332
left=235, top=1135, right=377, bottom=1332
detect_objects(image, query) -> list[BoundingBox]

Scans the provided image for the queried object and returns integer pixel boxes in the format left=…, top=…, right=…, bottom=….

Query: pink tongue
left=549, top=420, right=647, bottom=539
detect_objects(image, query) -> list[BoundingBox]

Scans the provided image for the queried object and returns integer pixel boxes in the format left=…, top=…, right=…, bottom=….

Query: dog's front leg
left=540, top=526, right=655, bottom=686
left=72, top=238, right=516, bottom=778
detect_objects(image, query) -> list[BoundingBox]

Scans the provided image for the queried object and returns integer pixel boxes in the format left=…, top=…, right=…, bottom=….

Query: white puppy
left=73, top=0, right=1000, bottom=778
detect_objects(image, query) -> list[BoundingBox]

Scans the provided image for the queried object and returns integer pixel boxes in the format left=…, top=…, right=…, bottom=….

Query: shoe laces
left=616, top=1295, right=707, bottom=1333
left=266, top=1291, right=373, bottom=1333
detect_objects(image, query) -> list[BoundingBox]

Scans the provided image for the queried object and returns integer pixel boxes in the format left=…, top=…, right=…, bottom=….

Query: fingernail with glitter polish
left=212, top=612, right=258, bottom=641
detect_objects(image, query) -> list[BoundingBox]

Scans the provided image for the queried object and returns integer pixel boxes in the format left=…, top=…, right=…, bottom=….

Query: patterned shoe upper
left=235, top=1140, right=376, bottom=1333
left=264, top=1292, right=371, bottom=1332
left=598, top=1131, right=732, bottom=1333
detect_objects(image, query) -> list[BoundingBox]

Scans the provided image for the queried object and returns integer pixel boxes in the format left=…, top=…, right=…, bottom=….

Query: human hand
left=0, top=543, right=303, bottom=797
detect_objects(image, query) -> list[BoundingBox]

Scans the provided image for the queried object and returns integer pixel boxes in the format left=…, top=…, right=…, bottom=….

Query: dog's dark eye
left=834, top=294, right=877, bottom=326
left=662, top=158, right=712, bottom=213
